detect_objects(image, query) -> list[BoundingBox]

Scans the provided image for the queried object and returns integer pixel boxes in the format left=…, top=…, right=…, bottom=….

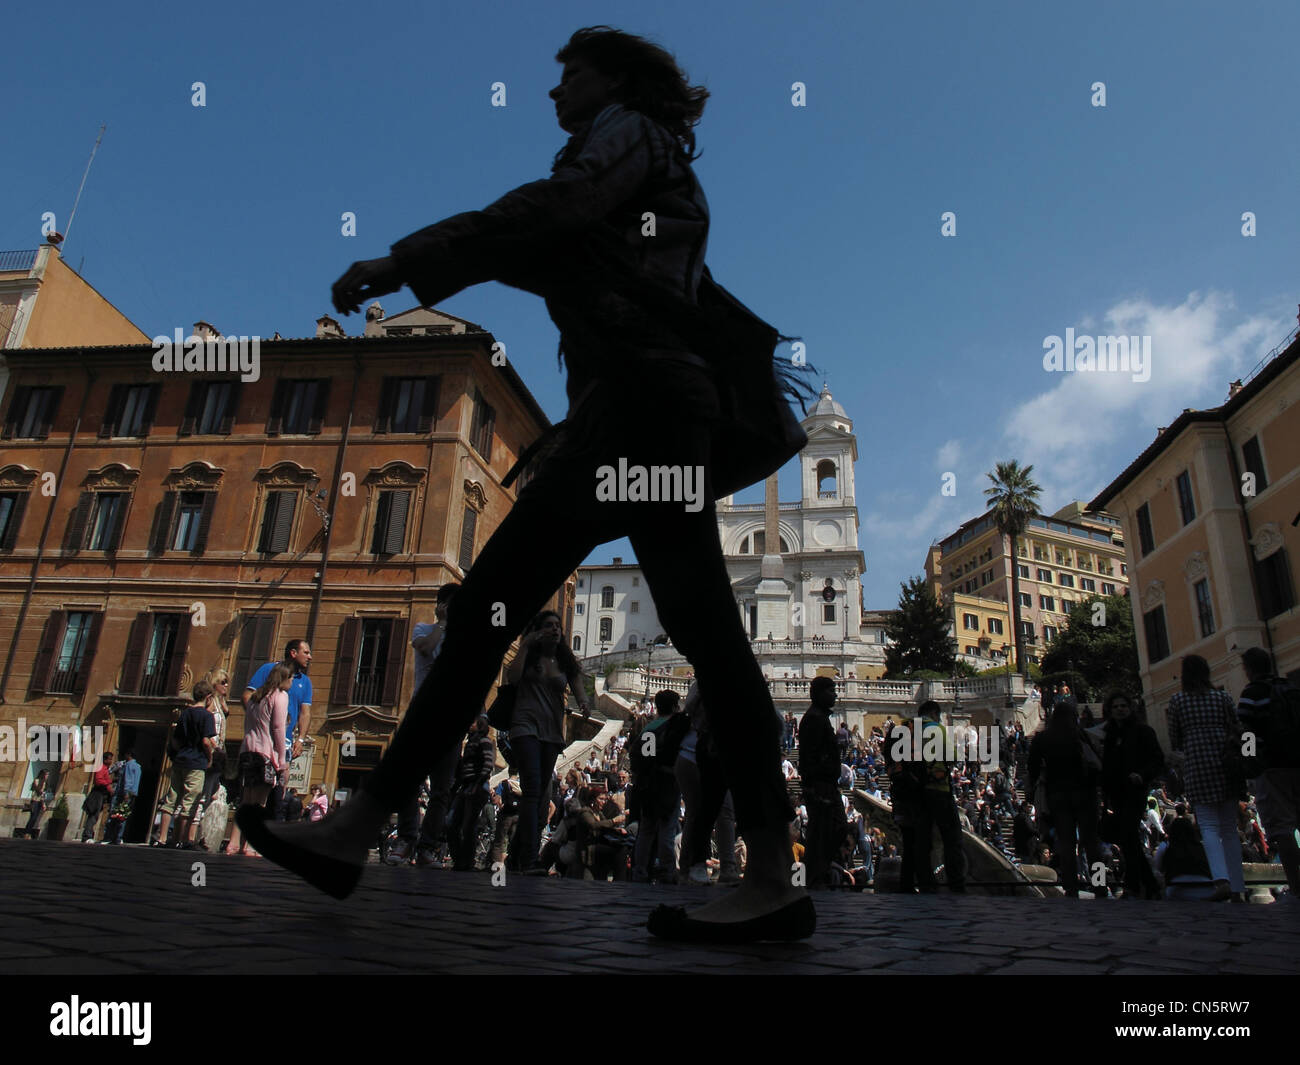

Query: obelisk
left=755, top=472, right=790, bottom=638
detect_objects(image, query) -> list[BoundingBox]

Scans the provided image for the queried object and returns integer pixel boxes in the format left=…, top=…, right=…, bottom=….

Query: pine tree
left=884, top=576, right=957, bottom=677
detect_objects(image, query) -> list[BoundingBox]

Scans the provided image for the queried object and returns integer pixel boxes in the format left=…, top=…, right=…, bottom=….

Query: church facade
left=574, top=385, right=884, bottom=680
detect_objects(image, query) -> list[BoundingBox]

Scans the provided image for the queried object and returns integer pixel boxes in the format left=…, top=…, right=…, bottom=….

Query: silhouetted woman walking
left=239, top=25, right=814, bottom=942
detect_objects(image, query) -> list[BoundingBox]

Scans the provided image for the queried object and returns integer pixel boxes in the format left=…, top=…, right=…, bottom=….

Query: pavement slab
left=3, top=839, right=1298, bottom=975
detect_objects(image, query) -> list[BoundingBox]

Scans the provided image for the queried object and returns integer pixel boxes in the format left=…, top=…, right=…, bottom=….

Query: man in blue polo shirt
left=244, top=639, right=313, bottom=820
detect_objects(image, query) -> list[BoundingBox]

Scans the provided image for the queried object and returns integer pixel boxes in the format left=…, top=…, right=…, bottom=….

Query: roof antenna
left=62, top=122, right=106, bottom=260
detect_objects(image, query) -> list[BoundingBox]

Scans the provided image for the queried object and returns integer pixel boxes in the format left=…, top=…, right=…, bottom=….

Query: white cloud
left=1002, top=291, right=1281, bottom=503
left=935, top=438, right=961, bottom=471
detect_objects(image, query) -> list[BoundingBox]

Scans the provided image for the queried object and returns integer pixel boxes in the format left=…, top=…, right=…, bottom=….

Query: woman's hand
left=332, top=256, right=404, bottom=315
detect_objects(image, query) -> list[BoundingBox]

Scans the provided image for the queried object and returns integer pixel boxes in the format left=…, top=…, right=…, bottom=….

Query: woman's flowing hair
left=522, top=610, right=581, bottom=677
left=1044, top=700, right=1080, bottom=749
left=253, top=663, right=293, bottom=709
left=1180, top=654, right=1212, bottom=692
left=552, top=26, right=710, bottom=169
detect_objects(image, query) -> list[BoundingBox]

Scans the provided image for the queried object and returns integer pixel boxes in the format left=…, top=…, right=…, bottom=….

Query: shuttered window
left=458, top=506, right=477, bottom=572
left=0, top=491, right=29, bottom=550
left=267, top=380, right=329, bottom=435
left=181, top=380, right=239, bottom=436
left=2, top=386, right=61, bottom=439
left=331, top=617, right=411, bottom=707
left=231, top=614, right=277, bottom=698
left=470, top=390, right=495, bottom=461
left=100, top=383, right=159, bottom=438
left=376, top=376, right=439, bottom=434
left=371, top=490, right=411, bottom=555
left=258, top=491, right=297, bottom=554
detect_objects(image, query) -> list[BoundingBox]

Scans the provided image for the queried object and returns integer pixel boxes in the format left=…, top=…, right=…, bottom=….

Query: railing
left=353, top=670, right=384, bottom=706
left=606, top=667, right=1030, bottom=707
left=722, top=502, right=802, bottom=511
left=0, top=249, right=38, bottom=272
left=1241, top=322, right=1300, bottom=388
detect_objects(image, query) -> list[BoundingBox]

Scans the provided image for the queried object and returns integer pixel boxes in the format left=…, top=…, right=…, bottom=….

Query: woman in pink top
left=228, top=664, right=291, bottom=856
left=308, top=784, right=329, bottom=822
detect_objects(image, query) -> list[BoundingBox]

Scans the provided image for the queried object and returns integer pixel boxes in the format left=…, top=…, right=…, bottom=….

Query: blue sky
left=5, top=0, right=1297, bottom=607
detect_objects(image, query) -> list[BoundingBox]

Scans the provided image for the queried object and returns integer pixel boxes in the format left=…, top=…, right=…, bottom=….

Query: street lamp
left=1003, top=642, right=1014, bottom=710
left=644, top=632, right=668, bottom=701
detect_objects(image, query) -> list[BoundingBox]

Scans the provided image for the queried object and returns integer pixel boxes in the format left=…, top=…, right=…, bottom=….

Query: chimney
left=1227, top=379, right=1243, bottom=399
left=193, top=321, right=220, bottom=340
left=315, top=314, right=345, bottom=339
left=364, top=302, right=386, bottom=337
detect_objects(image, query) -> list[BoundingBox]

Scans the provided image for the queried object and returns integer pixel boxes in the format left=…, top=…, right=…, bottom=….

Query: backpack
left=1251, top=681, right=1300, bottom=771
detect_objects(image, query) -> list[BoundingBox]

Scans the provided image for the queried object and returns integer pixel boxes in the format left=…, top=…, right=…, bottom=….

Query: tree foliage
left=885, top=577, right=957, bottom=677
left=1039, top=593, right=1140, bottom=701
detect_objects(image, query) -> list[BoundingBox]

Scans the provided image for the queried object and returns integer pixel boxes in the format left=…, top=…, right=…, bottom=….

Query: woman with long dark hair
left=1167, top=654, right=1245, bottom=901
left=238, top=25, right=815, bottom=942
left=1027, top=702, right=1106, bottom=897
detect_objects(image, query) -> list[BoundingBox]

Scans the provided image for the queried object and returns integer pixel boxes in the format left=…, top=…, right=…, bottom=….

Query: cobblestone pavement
left=2, top=839, right=1297, bottom=975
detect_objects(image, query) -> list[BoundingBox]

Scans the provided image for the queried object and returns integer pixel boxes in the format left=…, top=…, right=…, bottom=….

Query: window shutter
left=1, top=386, right=27, bottom=439
left=28, top=612, right=66, bottom=697
left=104, top=493, right=128, bottom=552
left=179, top=383, right=203, bottom=436
left=218, top=382, right=240, bottom=435
left=192, top=492, right=217, bottom=553
left=0, top=491, right=28, bottom=550
left=120, top=613, right=151, bottom=695
left=163, top=613, right=193, bottom=695
left=138, top=384, right=161, bottom=436
left=266, top=380, right=286, bottom=435
left=307, top=379, right=330, bottom=434
left=149, top=492, right=177, bottom=555
left=36, top=386, right=62, bottom=439
left=382, top=490, right=410, bottom=555
left=333, top=618, right=361, bottom=706
left=374, top=378, right=396, bottom=434
left=417, top=376, right=440, bottom=433
left=99, top=384, right=123, bottom=438
left=381, top=617, right=408, bottom=706
left=257, top=492, right=280, bottom=552
left=63, top=492, right=93, bottom=553
left=71, top=612, right=104, bottom=697
left=266, top=491, right=296, bottom=553
left=458, top=506, right=477, bottom=572
left=233, top=614, right=276, bottom=695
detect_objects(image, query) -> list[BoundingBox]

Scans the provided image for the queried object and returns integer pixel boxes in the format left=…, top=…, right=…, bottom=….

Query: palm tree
left=984, top=460, right=1042, bottom=678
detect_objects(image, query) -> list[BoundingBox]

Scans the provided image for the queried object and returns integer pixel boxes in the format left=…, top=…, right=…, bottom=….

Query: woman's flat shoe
left=647, top=895, right=816, bottom=944
left=234, top=805, right=362, bottom=899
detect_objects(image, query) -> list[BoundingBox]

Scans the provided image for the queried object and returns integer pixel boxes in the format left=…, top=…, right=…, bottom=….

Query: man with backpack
left=153, top=682, right=218, bottom=848
left=449, top=715, right=497, bottom=871
left=630, top=689, right=688, bottom=882
left=1238, top=647, right=1300, bottom=897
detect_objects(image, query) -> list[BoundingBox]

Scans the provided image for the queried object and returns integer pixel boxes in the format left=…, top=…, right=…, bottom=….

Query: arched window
left=599, top=617, right=613, bottom=642
left=816, top=459, right=838, bottom=498
left=572, top=634, right=582, bottom=652
left=628, top=635, right=638, bottom=650
left=741, top=531, right=791, bottom=554
left=601, top=585, right=614, bottom=608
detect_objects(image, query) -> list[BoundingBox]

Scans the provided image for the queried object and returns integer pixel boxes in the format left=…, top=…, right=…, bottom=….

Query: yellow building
left=1091, top=327, right=1300, bottom=746
left=925, top=503, right=1129, bottom=668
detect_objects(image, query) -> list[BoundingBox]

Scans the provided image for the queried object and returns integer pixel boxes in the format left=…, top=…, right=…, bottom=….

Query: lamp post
left=644, top=632, right=668, bottom=702
left=1003, top=642, right=1014, bottom=711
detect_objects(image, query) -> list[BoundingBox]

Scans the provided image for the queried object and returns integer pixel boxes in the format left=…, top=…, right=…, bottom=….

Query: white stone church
left=573, top=385, right=890, bottom=682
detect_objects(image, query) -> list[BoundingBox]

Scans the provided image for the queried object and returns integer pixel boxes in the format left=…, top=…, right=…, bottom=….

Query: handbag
left=487, top=683, right=517, bottom=731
